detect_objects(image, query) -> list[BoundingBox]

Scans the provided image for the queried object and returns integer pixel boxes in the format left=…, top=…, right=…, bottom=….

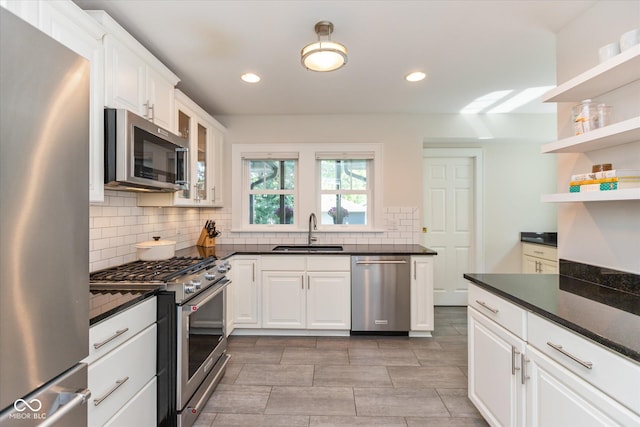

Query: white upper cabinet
left=1, top=0, right=106, bottom=202
left=138, top=90, right=225, bottom=207
left=87, top=10, right=179, bottom=131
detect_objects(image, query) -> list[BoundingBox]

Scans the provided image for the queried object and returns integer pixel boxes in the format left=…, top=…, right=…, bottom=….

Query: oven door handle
left=184, top=279, right=230, bottom=312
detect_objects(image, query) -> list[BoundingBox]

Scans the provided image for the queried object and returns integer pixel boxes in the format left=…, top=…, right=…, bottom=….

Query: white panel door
left=424, top=156, right=474, bottom=305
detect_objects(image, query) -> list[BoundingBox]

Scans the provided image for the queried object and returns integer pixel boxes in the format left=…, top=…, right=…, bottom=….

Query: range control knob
left=190, top=280, right=202, bottom=289
left=204, top=272, right=216, bottom=281
left=217, top=262, right=230, bottom=273
left=184, top=285, right=195, bottom=294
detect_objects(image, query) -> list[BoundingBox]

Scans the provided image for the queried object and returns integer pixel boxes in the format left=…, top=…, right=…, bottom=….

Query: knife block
left=196, top=227, right=216, bottom=248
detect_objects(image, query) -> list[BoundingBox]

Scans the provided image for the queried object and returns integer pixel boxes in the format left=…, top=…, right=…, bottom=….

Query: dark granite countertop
left=89, top=284, right=162, bottom=325
left=464, top=273, right=640, bottom=363
left=520, top=232, right=557, bottom=247
left=177, top=244, right=437, bottom=259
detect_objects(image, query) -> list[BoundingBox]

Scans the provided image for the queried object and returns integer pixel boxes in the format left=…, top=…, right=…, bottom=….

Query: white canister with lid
left=572, top=99, right=597, bottom=135
left=136, top=236, right=176, bottom=261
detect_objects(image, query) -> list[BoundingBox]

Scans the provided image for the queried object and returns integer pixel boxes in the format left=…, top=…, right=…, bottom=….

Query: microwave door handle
left=175, top=147, right=189, bottom=188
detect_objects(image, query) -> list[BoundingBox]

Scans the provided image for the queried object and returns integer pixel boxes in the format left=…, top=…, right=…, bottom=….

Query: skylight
left=460, top=90, right=513, bottom=114
left=487, top=86, right=554, bottom=114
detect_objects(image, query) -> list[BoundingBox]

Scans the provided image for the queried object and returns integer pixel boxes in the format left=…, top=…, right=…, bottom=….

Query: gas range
left=89, top=256, right=230, bottom=304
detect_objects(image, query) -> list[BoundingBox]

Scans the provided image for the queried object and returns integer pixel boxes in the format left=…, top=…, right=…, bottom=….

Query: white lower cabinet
left=306, top=271, right=351, bottom=329
left=262, top=270, right=306, bottom=329
left=468, top=306, right=526, bottom=427
left=104, top=376, right=157, bottom=427
left=468, top=282, right=640, bottom=427
left=260, top=256, right=351, bottom=331
left=526, top=346, right=639, bottom=427
left=86, top=297, right=157, bottom=426
left=410, top=256, right=434, bottom=333
left=230, top=256, right=261, bottom=328
left=522, top=243, right=557, bottom=274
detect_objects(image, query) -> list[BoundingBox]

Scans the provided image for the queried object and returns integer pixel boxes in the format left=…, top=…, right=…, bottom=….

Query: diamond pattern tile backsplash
left=90, top=191, right=421, bottom=272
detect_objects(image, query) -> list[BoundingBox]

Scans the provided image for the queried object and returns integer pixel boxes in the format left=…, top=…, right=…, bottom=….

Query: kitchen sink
left=272, top=245, right=344, bottom=252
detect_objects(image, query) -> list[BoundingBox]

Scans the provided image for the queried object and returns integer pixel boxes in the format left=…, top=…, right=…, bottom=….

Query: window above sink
left=231, top=143, right=383, bottom=233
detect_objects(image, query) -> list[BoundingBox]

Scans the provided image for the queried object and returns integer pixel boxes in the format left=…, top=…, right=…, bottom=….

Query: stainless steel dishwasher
left=351, top=255, right=411, bottom=333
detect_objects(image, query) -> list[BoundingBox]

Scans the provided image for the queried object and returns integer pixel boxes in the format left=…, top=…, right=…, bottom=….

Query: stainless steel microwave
left=104, top=108, right=188, bottom=192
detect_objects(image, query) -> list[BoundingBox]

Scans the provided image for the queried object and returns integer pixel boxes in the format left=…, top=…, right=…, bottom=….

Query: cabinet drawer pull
left=93, top=328, right=129, bottom=349
left=547, top=342, right=593, bottom=369
left=511, top=346, right=520, bottom=375
left=521, top=353, right=529, bottom=384
left=93, top=376, right=129, bottom=406
left=475, top=300, right=499, bottom=314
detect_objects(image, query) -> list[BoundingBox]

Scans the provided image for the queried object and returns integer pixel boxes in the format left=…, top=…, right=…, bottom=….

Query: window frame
left=241, top=154, right=299, bottom=230
left=231, top=143, right=383, bottom=232
left=317, top=157, right=373, bottom=228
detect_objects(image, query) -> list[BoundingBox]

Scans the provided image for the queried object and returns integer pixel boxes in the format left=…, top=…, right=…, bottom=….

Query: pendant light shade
left=301, top=21, right=348, bottom=72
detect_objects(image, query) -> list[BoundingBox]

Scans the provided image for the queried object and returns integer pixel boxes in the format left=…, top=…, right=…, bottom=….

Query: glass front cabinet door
left=138, top=89, right=224, bottom=207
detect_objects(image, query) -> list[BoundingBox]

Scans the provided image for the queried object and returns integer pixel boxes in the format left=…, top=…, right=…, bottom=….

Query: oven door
left=177, top=279, right=229, bottom=410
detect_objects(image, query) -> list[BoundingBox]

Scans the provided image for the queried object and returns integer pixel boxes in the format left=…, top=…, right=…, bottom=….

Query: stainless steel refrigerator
left=0, top=7, right=91, bottom=426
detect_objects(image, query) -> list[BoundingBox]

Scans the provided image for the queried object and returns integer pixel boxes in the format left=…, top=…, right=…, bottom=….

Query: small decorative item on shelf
left=619, top=28, right=640, bottom=52
left=598, top=41, right=620, bottom=63
left=596, top=104, right=612, bottom=128
left=572, top=99, right=597, bottom=135
left=592, top=163, right=613, bottom=173
left=569, top=168, right=640, bottom=192
left=197, top=219, right=221, bottom=248
left=328, top=206, right=349, bottom=224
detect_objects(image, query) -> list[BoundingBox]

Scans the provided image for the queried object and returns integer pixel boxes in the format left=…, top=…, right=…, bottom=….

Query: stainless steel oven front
left=176, top=278, right=230, bottom=426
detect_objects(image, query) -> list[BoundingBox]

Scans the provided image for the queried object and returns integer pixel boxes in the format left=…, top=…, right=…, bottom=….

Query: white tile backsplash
left=89, top=191, right=421, bottom=271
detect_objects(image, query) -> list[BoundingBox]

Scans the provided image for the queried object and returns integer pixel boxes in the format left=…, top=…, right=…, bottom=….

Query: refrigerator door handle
left=40, top=388, right=91, bottom=427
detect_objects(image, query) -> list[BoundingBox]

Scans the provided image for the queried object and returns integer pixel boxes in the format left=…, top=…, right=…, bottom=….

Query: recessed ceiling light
left=405, top=71, right=426, bottom=82
left=241, top=73, right=261, bottom=83
left=486, top=86, right=555, bottom=113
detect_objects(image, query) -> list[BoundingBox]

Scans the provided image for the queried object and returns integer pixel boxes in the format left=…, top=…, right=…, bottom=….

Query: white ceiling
left=73, top=0, right=597, bottom=116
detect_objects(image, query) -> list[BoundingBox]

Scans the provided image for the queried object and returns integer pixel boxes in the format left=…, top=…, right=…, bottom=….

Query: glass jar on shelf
left=572, top=99, right=597, bottom=135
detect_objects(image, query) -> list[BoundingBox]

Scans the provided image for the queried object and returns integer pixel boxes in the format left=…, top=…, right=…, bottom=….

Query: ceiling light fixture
left=301, top=21, right=347, bottom=72
left=241, top=73, right=261, bottom=83
left=405, top=71, right=426, bottom=82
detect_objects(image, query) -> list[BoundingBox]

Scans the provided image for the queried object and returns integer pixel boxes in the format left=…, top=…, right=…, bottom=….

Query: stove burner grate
left=90, top=256, right=216, bottom=282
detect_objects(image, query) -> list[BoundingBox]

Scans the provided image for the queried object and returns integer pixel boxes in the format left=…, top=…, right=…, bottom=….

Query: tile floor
left=194, top=307, right=489, bottom=427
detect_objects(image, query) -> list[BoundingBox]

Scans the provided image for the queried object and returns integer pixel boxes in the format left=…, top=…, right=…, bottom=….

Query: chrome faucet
left=308, top=213, right=317, bottom=245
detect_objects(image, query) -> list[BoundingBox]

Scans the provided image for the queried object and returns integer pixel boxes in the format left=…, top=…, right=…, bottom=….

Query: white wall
left=555, top=0, right=640, bottom=273
left=216, top=113, right=558, bottom=272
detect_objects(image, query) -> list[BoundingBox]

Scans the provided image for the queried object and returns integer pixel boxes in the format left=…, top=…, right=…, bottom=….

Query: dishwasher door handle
left=355, top=260, right=407, bottom=265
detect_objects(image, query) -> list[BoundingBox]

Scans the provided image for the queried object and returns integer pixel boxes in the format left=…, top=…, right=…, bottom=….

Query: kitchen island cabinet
left=468, top=300, right=526, bottom=427
left=465, top=275, right=640, bottom=426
